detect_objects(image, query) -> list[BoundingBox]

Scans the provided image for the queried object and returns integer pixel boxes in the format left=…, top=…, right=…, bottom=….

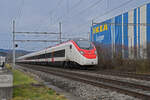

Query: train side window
left=70, top=45, right=72, bottom=49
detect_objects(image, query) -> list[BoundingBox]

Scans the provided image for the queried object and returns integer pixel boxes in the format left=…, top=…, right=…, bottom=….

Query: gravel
left=16, top=65, right=140, bottom=100
left=68, top=70, right=150, bottom=87
left=53, top=68, right=150, bottom=87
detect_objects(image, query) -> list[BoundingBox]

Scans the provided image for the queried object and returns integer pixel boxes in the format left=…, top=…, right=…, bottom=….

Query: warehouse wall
left=91, top=3, right=150, bottom=59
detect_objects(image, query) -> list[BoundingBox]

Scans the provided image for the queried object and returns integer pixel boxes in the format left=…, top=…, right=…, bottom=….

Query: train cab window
left=70, top=45, right=72, bottom=49
left=75, top=40, right=93, bottom=50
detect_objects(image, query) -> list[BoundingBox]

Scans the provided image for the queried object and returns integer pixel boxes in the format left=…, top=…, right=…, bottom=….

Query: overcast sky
left=0, top=0, right=150, bottom=51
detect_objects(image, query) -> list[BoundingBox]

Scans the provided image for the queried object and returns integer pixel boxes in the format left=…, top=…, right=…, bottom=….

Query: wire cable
left=70, top=0, right=83, bottom=11
left=17, top=0, right=24, bottom=26
left=41, top=0, right=101, bottom=32
left=93, top=0, right=134, bottom=20
left=64, top=0, right=134, bottom=35
left=34, top=0, right=62, bottom=31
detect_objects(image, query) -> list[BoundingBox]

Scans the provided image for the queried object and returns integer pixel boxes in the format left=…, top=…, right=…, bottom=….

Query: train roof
left=17, top=39, right=91, bottom=60
left=17, top=40, right=71, bottom=60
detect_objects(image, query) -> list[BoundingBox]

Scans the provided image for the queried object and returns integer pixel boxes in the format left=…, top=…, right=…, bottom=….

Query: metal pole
left=12, top=20, right=15, bottom=69
left=91, top=20, right=94, bottom=41
left=59, top=22, right=61, bottom=43
left=88, top=32, right=90, bottom=41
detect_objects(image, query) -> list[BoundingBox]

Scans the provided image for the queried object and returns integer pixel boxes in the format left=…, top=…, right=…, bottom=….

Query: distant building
left=91, top=2, right=150, bottom=59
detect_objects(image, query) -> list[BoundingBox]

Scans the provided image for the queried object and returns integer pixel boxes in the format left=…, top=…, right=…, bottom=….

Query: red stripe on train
left=71, top=40, right=97, bottom=59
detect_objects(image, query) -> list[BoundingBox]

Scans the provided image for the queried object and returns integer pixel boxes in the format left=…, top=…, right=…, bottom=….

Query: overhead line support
left=12, top=20, right=16, bottom=69
left=12, top=20, right=62, bottom=69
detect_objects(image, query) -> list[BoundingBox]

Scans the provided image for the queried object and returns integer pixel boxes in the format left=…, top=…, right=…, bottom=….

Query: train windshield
left=75, top=40, right=93, bottom=50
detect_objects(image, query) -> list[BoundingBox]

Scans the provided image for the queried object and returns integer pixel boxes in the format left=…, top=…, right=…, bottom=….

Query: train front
left=71, top=39, right=98, bottom=66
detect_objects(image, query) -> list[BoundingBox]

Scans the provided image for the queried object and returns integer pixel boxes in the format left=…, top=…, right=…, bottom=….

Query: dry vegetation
left=94, top=42, right=150, bottom=74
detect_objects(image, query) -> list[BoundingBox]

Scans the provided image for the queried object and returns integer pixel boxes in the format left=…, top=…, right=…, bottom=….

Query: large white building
left=91, top=2, right=150, bottom=59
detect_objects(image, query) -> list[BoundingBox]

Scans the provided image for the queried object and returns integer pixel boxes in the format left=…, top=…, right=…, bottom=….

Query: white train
left=0, top=56, right=5, bottom=68
left=17, top=39, right=98, bottom=68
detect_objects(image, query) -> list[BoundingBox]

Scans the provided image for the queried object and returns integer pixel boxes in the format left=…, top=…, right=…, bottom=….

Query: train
left=17, top=39, right=98, bottom=68
left=0, top=56, right=6, bottom=68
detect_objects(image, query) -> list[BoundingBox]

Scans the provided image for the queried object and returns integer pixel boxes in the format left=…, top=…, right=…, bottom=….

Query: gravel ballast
left=16, top=65, right=140, bottom=100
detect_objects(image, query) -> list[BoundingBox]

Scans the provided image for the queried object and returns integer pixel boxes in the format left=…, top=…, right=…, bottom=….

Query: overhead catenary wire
left=17, top=0, right=24, bottom=27
left=93, top=0, right=134, bottom=20
left=40, top=0, right=102, bottom=32
left=55, top=0, right=110, bottom=37
left=14, top=40, right=59, bottom=42
left=11, top=0, right=63, bottom=51
left=32, top=0, right=135, bottom=40
left=56, top=0, right=103, bottom=25
left=28, top=0, right=103, bottom=42
left=14, top=0, right=138, bottom=45
left=66, top=0, right=69, bottom=14
left=34, top=0, right=62, bottom=32
left=73, top=0, right=104, bottom=16
left=63, top=0, right=135, bottom=35
left=14, top=32, right=59, bottom=34
left=12, top=19, right=62, bottom=51
left=51, top=0, right=103, bottom=38
left=70, top=0, right=83, bottom=11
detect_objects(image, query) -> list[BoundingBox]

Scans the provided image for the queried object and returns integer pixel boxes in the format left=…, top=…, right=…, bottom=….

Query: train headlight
left=80, top=51, right=84, bottom=55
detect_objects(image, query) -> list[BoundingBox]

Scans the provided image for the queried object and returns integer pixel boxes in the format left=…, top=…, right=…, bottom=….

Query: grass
left=13, top=85, right=67, bottom=100
left=5, top=64, right=67, bottom=100
left=13, top=69, right=38, bottom=86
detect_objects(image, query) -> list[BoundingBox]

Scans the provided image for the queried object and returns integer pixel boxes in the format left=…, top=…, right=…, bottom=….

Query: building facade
left=91, top=3, right=150, bottom=59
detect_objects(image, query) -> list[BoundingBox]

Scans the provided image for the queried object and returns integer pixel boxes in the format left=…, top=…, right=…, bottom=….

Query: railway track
left=62, top=69, right=150, bottom=81
left=19, top=64, right=150, bottom=99
left=94, top=70, right=150, bottom=81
